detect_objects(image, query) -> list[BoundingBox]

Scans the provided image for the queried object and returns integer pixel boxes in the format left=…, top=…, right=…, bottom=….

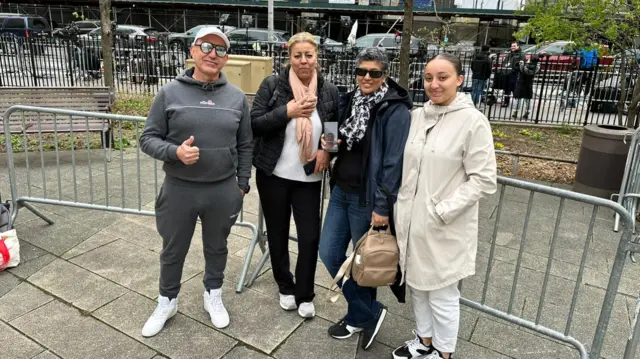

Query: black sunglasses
left=195, top=42, right=228, bottom=57
left=355, top=68, right=385, bottom=78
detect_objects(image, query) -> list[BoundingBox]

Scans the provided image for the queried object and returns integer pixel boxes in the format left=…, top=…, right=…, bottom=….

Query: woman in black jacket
left=250, top=32, right=340, bottom=319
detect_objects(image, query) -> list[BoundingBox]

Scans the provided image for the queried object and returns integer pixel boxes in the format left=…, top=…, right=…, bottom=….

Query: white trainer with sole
left=204, top=289, right=230, bottom=328
left=141, top=295, right=178, bottom=337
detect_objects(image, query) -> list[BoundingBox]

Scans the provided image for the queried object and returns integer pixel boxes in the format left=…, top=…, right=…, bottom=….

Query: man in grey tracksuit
left=138, top=27, right=253, bottom=337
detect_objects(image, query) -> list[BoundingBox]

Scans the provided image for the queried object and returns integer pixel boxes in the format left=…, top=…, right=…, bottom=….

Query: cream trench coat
left=395, top=94, right=497, bottom=291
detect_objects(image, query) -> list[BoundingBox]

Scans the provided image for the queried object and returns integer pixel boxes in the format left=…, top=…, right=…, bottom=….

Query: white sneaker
left=204, top=289, right=229, bottom=329
left=141, top=295, right=177, bottom=337
left=279, top=294, right=297, bottom=311
left=298, top=302, right=315, bottom=318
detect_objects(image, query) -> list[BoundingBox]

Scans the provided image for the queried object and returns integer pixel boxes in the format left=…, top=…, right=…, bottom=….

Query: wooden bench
left=0, top=87, right=113, bottom=140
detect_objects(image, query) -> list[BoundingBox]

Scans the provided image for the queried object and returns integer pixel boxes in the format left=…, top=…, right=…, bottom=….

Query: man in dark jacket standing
left=139, top=27, right=253, bottom=337
left=470, top=44, right=492, bottom=106
left=502, top=41, right=526, bottom=107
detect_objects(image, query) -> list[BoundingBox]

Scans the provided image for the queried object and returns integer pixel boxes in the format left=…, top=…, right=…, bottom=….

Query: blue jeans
left=471, top=79, right=487, bottom=105
left=319, top=185, right=383, bottom=328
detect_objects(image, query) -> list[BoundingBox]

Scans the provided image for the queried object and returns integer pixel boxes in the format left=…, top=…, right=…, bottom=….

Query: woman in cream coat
left=392, top=53, right=498, bottom=359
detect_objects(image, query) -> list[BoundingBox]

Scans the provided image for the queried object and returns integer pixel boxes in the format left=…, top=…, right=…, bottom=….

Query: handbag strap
left=0, top=237, right=10, bottom=272
left=327, top=226, right=372, bottom=302
left=379, top=185, right=396, bottom=235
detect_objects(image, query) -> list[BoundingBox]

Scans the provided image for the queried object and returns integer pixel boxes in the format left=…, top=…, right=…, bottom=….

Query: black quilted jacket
left=250, top=67, right=341, bottom=175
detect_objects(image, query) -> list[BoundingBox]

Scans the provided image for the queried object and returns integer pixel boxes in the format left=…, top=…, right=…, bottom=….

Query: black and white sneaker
left=361, top=306, right=388, bottom=350
left=392, top=331, right=433, bottom=359
left=328, top=319, right=363, bottom=339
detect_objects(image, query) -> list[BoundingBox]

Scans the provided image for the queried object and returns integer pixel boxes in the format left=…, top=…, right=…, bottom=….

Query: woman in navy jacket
left=319, top=47, right=412, bottom=351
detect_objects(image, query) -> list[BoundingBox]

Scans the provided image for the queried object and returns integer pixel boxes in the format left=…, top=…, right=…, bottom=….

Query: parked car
left=0, top=15, right=51, bottom=54
left=492, top=41, right=614, bottom=72
left=167, top=24, right=236, bottom=52
left=0, top=14, right=51, bottom=38
left=353, top=33, right=420, bottom=56
left=314, top=35, right=343, bottom=54
left=81, top=25, right=161, bottom=50
left=226, top=28, right=290, bottom=52
left=53, top=20, right=99, bottom=38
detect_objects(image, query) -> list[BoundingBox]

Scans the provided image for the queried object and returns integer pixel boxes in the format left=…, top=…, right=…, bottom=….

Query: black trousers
left=256, top=169, right=322, bottom=306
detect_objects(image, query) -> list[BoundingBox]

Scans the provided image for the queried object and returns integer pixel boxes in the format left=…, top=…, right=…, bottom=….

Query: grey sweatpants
left=156, top=175, right=243, bottom=298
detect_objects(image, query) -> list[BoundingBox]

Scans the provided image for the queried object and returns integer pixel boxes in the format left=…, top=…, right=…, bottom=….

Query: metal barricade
left=2, top=105, right=259, bottom=292
left=237, top=175, right=640, bottom=359
left=614, top=126, right=640, bottom=233
left=4, top=105, right=640, bottom=358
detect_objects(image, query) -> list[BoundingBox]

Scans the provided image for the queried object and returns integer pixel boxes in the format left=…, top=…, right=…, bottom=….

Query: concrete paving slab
left=456, top=339, right=514, bottom=359
left=14, top=212, right=99, bottom=256
left=0, top=271, right=22, bottom=297
left=28, top=259, right=128, bottom=312
left=221, top=346, right=274, bottom=359
left=7, top=241, right=56, bottom=280
left=355, top=340, right=394, bottom=359
left=102, top=217, right=165, bottom=252
left=61, top=231, right=120, bottom=260
left=70, top=239, right=201, bottom=299
left=10, top=300, right=155, bottom=359
left=470, top=317, right=576, bottom=358
left=178, top=275, right=303, bottom=354
left=0, top=282, right=53, bottom=322
left=94, top=291, right=237, bottom=359
left=32, top=351, right=61, bottom=359
left=273, top=317, right=357, bottom=359
left=375, top=311, right=415, bottom=349
left=0, top=321, right=44, bottom=359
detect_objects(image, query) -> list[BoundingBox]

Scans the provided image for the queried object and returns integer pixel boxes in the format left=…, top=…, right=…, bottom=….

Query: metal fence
left=1, top=34, right=638, bottom=126
left=3, top=105, right=640, bottom=358
left=614, top=126, right=640, bottom=232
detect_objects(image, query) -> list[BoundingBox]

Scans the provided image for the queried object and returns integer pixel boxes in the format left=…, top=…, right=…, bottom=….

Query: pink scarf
left=289, top=69, right=318, bottom=164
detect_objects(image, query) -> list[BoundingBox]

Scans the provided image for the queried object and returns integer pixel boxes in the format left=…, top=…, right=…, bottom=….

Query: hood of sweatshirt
left=423, top=92, right=476, bottom=120
left=177, top=67, right=229, bottom=91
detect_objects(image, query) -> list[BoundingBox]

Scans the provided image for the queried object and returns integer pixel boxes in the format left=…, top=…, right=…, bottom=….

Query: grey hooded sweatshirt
left=140, top=68, right=253, bottom=188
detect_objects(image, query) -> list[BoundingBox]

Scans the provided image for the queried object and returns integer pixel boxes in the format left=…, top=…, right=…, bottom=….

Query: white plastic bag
left=0, top=229, right=20, bottom=271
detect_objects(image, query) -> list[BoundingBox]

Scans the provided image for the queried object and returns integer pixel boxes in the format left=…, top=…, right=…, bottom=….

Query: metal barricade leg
left=235, top=205, right=267, bottom=293
left=239, top=170, right=329, bottom=291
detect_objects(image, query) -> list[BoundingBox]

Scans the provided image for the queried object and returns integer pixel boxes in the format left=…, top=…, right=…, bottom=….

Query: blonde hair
left=287, top=32, right=318, bottom=53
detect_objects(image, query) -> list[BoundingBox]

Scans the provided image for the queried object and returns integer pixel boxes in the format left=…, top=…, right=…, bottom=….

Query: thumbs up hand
left=177, top=135, right=199, bottom=165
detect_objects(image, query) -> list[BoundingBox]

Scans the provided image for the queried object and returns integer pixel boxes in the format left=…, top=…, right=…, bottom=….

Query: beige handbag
left=329, top=226, right=399, bottom=301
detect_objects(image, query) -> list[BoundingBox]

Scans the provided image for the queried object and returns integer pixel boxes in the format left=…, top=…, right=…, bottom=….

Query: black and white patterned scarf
left=340, top=82, right=389, bottom=151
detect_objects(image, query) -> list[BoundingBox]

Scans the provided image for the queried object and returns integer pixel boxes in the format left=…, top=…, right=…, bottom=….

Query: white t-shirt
left=273, top=110, right=323, bottom=182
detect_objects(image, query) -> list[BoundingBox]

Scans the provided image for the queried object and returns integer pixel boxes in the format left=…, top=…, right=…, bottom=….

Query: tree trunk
left=398, top=0, right=414, bottom=89
left=99, top=0, right=114, bottom=91
left=626, top=71, right=640, bottom=128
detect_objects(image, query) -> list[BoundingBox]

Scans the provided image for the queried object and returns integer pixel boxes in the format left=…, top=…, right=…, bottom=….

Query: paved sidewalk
left=1, top=150, right=639, bottom=359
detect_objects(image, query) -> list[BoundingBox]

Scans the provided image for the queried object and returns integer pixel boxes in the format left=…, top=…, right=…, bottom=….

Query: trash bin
left=573, top=124, right=634, bottom=199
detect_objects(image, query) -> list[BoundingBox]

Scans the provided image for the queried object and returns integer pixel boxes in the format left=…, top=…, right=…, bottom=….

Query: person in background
left=501, top=41, right=526, bottom=108
left=392, top=53, right=497, bottom=359
left=139, top=27, right=253, bottom=337
left=512, top=54, right=540, bottom=119
left=470, top=44, right=493, bottom=107
left=319, top=47, right=412, bottom=351
left=250, top=32, right=340, bottom=319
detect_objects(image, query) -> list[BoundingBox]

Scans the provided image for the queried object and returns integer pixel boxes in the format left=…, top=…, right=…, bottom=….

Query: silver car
left=81, top=25, right=161, bottom=50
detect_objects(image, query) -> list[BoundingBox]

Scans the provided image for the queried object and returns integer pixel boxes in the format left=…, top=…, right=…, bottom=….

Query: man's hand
left=371, top=212, right=389, bottom=227
left=176, top=136, right=199, bottom=165
left=240, top=188, right=246, bottom=198
left=308, top=150, right=329, bottom=174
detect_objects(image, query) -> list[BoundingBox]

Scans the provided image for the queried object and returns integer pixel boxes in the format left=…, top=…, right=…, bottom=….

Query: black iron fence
left=0, top=34, right=637, bottom=126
